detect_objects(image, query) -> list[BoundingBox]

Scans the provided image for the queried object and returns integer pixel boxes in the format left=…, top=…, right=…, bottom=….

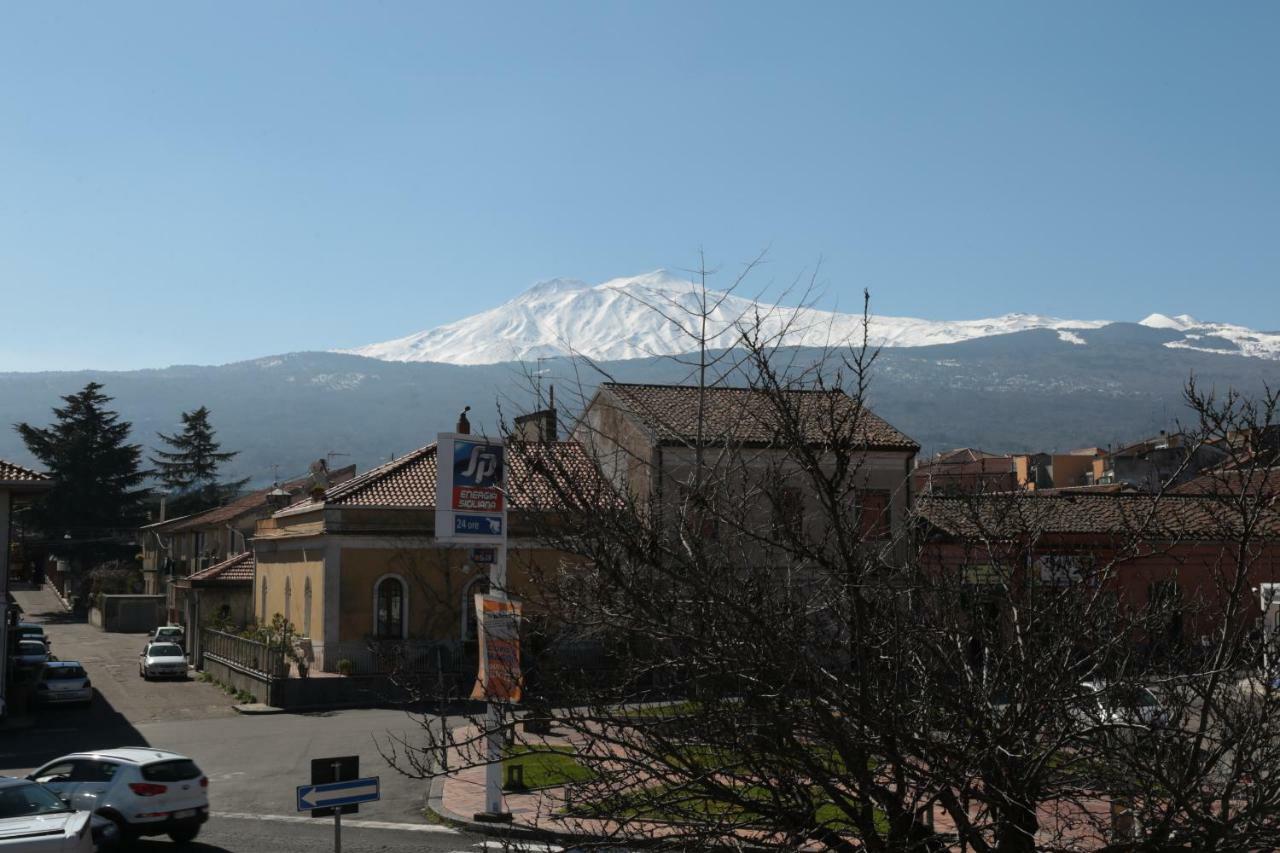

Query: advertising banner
left=471, top=594, right=522, bottom=703
left=435, top=433, right=506, bottom=543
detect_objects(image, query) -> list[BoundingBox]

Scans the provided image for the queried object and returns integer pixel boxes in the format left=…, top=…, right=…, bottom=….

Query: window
left=303, top=578, right=313, bottom=637
left=260, top=577, right=269, bottom=623
left=284, top=577, right=293, bottom=625
left=854, top=489, right=891, bottom=540
left=679, top=485, right=720, bottom=541
left=375, top=576, right=406, bottom=639
left=772, top=486, right=804, bottom=535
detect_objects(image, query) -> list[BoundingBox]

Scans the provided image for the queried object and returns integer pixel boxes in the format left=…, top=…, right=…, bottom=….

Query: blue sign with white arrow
left=297, top=776, right=380, bottom=812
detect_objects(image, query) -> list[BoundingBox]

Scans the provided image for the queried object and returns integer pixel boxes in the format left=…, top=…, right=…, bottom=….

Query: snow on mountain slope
left=1139, top=314, right=1280, bottom=360
left=343, top=271, right=1274, bottom=364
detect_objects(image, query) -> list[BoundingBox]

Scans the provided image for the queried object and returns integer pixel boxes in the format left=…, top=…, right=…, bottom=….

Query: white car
left=36, top=663, right=92, bottom=708
left=150, top=626, right=184, bottom=649
left=0, top=775, right=94, bottom=851
left=28, top=749, right=208, bottom=844
left=138, top=643, right=187, bottom=680
left=1076, top=680, right=1168, bottom=731
left=12, top=641, right=50, bottom=673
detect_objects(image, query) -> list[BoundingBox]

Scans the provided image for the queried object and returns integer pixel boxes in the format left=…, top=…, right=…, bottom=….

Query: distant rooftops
left=596, top=382, right=919, bottom=451
left=183, top=551, right=255, bottom=584
left=0, top=459, right=49, bottom=485
left=281, top=441, right=618, bottom=513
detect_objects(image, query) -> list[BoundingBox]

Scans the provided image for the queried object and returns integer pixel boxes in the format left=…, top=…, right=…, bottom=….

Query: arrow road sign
left=297, top=777, right=380, bottom=812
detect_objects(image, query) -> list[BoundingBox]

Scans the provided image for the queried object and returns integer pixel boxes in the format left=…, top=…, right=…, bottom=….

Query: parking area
left=7, top=584, right=238, bottom=727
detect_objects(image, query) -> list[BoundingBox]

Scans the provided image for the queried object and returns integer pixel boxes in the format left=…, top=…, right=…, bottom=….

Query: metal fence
left=201, top=628, right=287, bottom=679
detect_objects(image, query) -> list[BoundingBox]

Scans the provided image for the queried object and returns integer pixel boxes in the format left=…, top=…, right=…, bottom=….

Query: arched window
left=260, top=577, right=269, bottom=623
left=284, top=578, right=293, bottom=625
left=374, top=576, right=406, bottom=639
left=462, top=575, right=490, bottom=642
left=303, top=578, right=313, bottom=638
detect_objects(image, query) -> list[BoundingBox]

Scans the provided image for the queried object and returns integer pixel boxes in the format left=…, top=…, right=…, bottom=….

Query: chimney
left=514, top=409, right=558, bottom=443
left=265, top=486, right=292, bottom=512
left=457, top=406, right=471, bottom=435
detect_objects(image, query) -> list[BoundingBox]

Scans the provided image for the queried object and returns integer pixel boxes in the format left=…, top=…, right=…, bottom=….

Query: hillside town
left=4, top=4, right=1278, bottom=852
left=3, top=372, right=1279, bottom=851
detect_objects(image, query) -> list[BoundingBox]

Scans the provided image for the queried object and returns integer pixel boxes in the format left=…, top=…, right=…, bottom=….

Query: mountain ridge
left=343, top=270, right=1280, bottom=365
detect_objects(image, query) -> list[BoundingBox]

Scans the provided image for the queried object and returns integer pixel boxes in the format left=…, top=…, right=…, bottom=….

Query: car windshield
left=149, top=644, right=183, bottom=657
left=44, top=665, right=87, bottom=680
left=18, top=641, right=46, bottom=655
left=0, top=782, right=72, bottom=818
left=157, top=628, right=182, bottom=637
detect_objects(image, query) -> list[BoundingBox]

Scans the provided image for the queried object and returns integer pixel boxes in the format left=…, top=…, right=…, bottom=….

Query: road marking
left=216, top=811, right=457, bottom=834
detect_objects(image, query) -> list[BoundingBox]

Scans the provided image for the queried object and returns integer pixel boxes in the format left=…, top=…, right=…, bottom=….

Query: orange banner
left=471, top=594, right=522, bottom=703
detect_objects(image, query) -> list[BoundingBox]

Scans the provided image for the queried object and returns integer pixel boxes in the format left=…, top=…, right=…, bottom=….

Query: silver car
left=12, top=640, right=50, bottom=672
left=0, top=775, right=95, bottom=851
left=36, top=663, right=93, bottom=707
left=138, top=643, right=187, bottom=680
left=29, top=749, right=208, bottom=844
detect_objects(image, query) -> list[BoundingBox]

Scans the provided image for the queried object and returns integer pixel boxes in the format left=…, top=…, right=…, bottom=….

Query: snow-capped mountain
left=344, top=270, right=1280, bottom=364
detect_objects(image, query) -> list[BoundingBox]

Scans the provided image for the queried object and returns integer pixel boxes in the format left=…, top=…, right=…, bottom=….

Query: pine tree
left=16, top=382, right=149, bottom=566
left=150, top=406, right=247, bottom=512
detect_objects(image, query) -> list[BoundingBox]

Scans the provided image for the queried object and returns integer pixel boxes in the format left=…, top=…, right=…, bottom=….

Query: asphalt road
left=1, top=585, right=496, bottom=852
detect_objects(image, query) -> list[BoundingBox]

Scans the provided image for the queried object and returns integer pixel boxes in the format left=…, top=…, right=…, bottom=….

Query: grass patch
left=503, top=745, right=596, bottom=791
left=574, top=781, right=889, bottom=834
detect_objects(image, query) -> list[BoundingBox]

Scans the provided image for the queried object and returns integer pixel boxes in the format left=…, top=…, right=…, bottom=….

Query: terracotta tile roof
left=0, top=459, right=49, bottom=483
left=1171, top=466, right=1280, bottom=497
left=598, top=383, right=919, bottom=451
left=168, top=465, right=356, bottom=531
left=291, top=441, right=619, bottom=512
left=186, top=551, right=255, bottom=583
left=918, top=493, right=1280, bottom=540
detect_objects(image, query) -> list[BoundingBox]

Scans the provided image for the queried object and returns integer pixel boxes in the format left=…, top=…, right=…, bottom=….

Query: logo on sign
left=455, top=442, right=503, bottom=488
left=453, top=486, right=503, bottom=512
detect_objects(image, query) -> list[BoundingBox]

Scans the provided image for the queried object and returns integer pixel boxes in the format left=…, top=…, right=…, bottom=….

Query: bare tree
left=379, top=263, right=1280, bottom=852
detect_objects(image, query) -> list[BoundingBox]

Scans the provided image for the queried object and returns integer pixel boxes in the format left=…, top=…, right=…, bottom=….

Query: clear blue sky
left=2, top=2, right=1276, bottom=371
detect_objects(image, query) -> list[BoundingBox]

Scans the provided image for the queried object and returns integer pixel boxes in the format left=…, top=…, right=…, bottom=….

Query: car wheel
left=169, top=826, right=200, bottom=844
left=102, top=812, right=133, bottom=845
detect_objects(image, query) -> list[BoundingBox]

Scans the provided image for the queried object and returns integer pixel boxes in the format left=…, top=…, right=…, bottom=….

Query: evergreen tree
left=16, top=382, right=149, bottom=566
left=150, top=406, right=247, bottom=513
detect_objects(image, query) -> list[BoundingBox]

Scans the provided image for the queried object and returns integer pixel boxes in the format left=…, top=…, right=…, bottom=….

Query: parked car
left=35, top=663, right=93, bottom=707
left=13, top=624, right=49, bottom=651
left=138, top=643, right=187, bottom=680
left=1076, top=680, right=1168, bottom=732
left=149, top=626, right=184, bottom=649
left=27, top=749, right=208, bottom=844
left=0, top=774, right=95, bottom=851
left=11, top=641, right=50, bottom=672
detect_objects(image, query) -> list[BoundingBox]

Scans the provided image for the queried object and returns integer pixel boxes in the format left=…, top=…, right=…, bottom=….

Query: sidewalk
left=428, top=721, right=1122, bottom=850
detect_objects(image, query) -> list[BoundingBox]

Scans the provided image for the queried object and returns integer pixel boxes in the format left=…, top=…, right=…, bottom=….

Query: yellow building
left=251, top=438, right=607, bottom=674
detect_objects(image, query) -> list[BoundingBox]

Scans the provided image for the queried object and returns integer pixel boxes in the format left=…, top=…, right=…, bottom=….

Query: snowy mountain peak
left=342, top=273, right=1280, bottom=365
left=1140, top=313, right=1200, bottom=331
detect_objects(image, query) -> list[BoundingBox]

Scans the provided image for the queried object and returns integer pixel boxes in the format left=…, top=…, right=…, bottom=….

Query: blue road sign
left=297, top=777, right=380, bottom=812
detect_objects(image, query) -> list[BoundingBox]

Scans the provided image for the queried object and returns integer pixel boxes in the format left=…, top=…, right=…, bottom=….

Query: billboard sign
left=436, top=433, right=506, bottom=543
left=471, top=594, right=522, bottom=703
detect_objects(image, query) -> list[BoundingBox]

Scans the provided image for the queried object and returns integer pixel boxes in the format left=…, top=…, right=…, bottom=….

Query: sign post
left=300, top=756, right=380, bottom=853
left=435, top=431, right=514, bottom=822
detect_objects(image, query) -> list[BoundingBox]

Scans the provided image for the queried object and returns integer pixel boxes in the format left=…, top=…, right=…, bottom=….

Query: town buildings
left=0, top=459, right=51, bottom=709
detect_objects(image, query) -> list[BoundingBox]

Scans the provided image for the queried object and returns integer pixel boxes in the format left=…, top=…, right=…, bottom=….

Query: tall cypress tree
left=16, top=382, right=149, bottom=565
left=150, top=406, right=246, bottom=513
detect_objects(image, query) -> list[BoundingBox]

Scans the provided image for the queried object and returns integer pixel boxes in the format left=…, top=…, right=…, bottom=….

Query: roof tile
left=599, top=383, right=919, bottom=450
left=186, top=551, right=255, bottom=583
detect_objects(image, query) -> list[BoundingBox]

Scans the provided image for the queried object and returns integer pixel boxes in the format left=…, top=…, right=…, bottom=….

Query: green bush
left=336, top=659, right=354, bottom=676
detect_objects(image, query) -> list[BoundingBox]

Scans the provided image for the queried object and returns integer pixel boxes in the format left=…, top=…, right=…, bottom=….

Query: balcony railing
left=201, top=628, right=288, bottom=679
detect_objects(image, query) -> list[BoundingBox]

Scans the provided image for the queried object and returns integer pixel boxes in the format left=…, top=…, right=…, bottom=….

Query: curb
left=425, top=774, right=601, bottom=847
left=232, top=703, right=286, bottom=715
